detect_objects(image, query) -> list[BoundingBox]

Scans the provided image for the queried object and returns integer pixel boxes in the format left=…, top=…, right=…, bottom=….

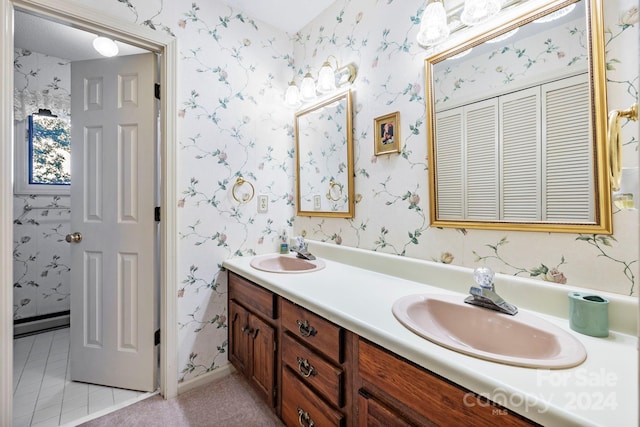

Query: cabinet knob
left=297, top=408, right=315, bottom=427
left=296, top=319, right=317, bottom=337
left=296, top=357, right=316, bottom=378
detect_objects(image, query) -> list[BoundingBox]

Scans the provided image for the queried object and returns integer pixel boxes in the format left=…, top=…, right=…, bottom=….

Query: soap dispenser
left=279, top=225, right=289, bottom=254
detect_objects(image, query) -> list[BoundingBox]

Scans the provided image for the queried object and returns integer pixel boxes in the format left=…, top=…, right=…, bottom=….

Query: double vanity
left=223, top=240, right=638, bottom=426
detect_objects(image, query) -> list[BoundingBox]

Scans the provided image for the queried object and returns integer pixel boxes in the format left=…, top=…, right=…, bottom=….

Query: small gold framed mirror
left=295, top=89, right=355, bottom=218
left=425, top=0, right=611, bottom=234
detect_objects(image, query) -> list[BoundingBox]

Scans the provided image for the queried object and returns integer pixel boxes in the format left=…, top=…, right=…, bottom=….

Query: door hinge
left=154, top=329, right=161, bottom=345
left=154, top=83, right=161, bottom=100
left=274, top=340, right=277, bottom=352
left=155, top=206, right=161, bottom=222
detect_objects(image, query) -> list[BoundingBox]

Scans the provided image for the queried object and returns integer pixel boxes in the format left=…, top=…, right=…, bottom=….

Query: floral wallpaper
left=292, top=0, right=639, bottom=299
left=25, top=0, right=638, bottom=385
left=13, top=49, right=71, bottom=322
left=13, top=48, right=71, bottom=121
left=12, top=195, right=71, bottom=320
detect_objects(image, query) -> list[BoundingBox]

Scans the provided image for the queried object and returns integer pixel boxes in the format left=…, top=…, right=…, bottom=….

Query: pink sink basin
left=250, top=254, right=326, bottom=273
left=392, top=293, right=586, bottom=369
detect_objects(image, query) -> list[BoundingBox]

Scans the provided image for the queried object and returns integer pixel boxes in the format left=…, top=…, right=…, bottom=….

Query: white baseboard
left=13, top=313, right=70, bottom=337
left=177, top=364, right=236, bottom=395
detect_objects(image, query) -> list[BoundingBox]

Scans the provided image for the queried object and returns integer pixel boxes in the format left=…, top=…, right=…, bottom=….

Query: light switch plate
left=257, top=195, right=268, bottom=213
left=313, top=194, right=322, bottom=210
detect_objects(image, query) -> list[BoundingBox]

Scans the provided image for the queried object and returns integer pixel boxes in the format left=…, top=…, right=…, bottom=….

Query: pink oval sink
left=392, top=293, right=586, bottom=369
left=250, top=254, right=326, bottom=273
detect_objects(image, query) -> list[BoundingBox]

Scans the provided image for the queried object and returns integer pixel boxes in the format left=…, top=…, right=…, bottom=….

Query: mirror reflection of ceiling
left=14, top=10, right=147, bottom=61
left=443, top=3, right=581, bottom=68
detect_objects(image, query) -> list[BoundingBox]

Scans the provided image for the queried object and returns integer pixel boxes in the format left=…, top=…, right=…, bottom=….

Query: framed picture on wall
left=374, top=111, right=400, bottom=155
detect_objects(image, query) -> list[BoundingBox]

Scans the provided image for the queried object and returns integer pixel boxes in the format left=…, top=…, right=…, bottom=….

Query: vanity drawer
left=282, top=332, right=344, bottom=407
left=281, top=298, right=343, bottom=364
left=282, top=367, right=345, bottom=427
left=228, top=272, right=276, bottom=320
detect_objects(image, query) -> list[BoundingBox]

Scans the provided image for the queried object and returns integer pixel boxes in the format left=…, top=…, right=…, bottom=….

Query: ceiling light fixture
left=92, top=36, right=119, bottom=57
left=417, top=0, right=450, bottom=47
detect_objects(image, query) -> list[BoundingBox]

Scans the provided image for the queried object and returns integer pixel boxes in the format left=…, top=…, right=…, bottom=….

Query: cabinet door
left=229, top=300, right=250, bottom=374
left=358, top=391, right=414, bottom=427
left=249, top=314, right=276, bottom=406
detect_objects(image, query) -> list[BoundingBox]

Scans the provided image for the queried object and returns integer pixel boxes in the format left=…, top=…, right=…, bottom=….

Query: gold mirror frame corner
left=425, top=0, right=612, bottom=235
left=295, top=88, right=355, bottom=218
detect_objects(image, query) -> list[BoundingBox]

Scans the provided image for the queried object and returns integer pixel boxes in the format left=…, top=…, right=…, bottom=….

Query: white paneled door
left=69, top=53, right=157, bottom=391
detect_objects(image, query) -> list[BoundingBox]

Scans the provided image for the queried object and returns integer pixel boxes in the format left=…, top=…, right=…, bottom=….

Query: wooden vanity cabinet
left=227, top=271, right=537, bottom=427
left=279, top=298, right=355, bottom=427
left=228, top=273, right=278, bottom=409
left=357, top=339, right=539, bottom=427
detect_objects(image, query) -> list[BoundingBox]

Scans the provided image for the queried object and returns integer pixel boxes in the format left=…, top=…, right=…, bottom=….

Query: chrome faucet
left=464, top=267, right=518, bottom=315
left=291, top=235, right=316, bottom=260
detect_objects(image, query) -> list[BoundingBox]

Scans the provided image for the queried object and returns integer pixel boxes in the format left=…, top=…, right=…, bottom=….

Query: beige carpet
left=80, top=373, right=284, bottom=427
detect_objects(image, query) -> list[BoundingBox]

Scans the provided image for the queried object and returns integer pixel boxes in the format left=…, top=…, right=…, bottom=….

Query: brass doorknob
left=65, top=232, right=83, bottom=243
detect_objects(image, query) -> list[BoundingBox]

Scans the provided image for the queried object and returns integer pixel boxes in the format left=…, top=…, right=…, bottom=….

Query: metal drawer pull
left=240, top=326, right=254, bottom=335
left=296, top=357, right=316, bottom=378
left=297, top=408, right=315, bottom=427
left=296, top=319, right=317, bottom=337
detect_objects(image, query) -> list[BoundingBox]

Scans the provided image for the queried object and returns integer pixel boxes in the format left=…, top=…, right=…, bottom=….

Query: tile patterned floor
left=13, top=328, right=145, bottom=427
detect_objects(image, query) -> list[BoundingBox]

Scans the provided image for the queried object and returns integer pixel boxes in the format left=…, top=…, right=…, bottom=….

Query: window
left=15, top=112, right=71, bottom=195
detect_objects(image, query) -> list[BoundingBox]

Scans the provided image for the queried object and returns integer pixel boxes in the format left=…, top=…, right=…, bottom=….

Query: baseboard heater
left=13, top=311, right=70, bottom=337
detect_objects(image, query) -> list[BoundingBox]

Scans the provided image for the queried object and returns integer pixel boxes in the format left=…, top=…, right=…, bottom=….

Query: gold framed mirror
left=425, top=0, right=611, bottom=233
left=295, top=89, right=355, bottom=218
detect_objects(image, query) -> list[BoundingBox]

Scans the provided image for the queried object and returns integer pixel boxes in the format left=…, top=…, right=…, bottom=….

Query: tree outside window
left=29, top=113, right=70, bottom=186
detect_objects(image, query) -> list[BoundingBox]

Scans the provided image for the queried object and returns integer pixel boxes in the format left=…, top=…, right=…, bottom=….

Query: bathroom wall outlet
left=313, top=194, right=322, bottom=210
left=257, top=195, right=268, bottom=213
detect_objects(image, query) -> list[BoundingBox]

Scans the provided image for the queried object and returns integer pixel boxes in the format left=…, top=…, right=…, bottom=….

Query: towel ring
left=232, top=177, right=255, bottom=204
left=608, top=103, right=638, bottom=191
left=326, top=180, right=343, bottom=202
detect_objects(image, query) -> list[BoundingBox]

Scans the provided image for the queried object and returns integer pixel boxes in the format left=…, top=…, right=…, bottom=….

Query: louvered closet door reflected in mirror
left=435, top=73, right=591, bottom=224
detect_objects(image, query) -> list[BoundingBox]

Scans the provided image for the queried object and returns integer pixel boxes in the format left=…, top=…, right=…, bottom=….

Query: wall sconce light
left=93, top=36, right=119, bottom=57
left=284, top=56, right=357, bottom=108
left=417, top=0, right=450, bottom=47
left=300, top=71, right=317, bottom=102
left=460, top=0, right=501, bottom=26
left=416, top=0, right=505, bottom=47
left=284, top=81, right=302, bottom=109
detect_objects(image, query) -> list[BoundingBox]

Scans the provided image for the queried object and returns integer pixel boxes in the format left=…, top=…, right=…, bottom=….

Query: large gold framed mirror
left=425, top=0, right=611, bottom=233
left=295, top=89, right=355, bottom=218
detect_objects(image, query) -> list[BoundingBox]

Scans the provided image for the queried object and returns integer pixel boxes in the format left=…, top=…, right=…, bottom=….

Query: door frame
left=0, top=0, right=179, bottom=423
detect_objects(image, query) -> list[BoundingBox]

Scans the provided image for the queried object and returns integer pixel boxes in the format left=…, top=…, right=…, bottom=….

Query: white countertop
left=222, top=241, right=638, bottom=426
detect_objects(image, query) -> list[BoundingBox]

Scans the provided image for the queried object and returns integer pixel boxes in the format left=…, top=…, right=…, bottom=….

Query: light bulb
left=284, top=82, right=301, bottom=109
left=460, top=0, right=501, bottom=26
left=417, top=1, right=450, bottom=46
left=316, top=61, right=336, bottom=94
left=300, top=72, right=317, bottom=102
